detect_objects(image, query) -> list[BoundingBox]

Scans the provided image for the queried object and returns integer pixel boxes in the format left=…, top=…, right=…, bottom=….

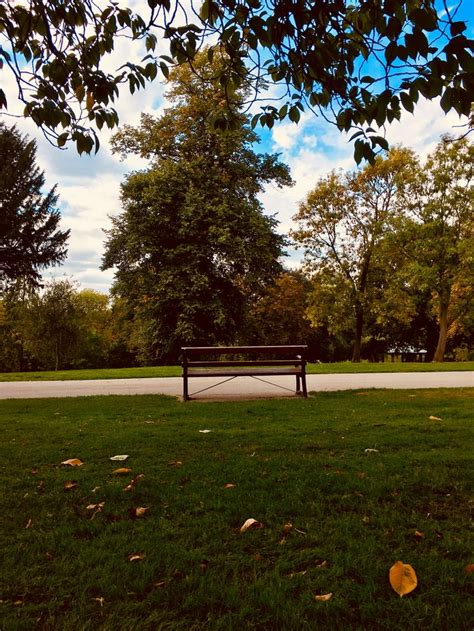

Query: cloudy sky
left=2, top=1, right=472, bottom=293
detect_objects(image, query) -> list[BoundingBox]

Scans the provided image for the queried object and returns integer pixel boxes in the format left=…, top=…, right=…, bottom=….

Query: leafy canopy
left=1, top=0, right=472, bottom=160
left=102, top=51, right=291, bottom=362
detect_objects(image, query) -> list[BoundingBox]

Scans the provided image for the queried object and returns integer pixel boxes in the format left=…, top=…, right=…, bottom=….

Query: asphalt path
left=0, top=371, right=472, bottom=401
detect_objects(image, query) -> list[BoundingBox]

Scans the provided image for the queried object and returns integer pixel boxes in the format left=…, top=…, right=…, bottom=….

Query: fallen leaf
left=109, top=454, right=129, bottom=462
left=154, top=580, right=166, bottom=588
left=199, top=559, right=209, bottom=573
left=199, top=429, right=211, bottom=433
left=224, top=483, right=236, bottom=489
left=316, top=560, right=328, bottom=569
left=86, top=502, right=105, bottom=511
left=364, top=448, right=379, bottom=453
left=123, top=473, right=145, bottom=492
left=429, top=415, right=442, bottom=421
left=434, top=529, right=444, bottom=539
left=283, top=523, right=293, bottom=534
left=362, top=516, right=370, bottom=523
left=240, top=518, right=263, bottom=533
left=314, top=593, right=333, bottom=602
left=415, top=530, right=424, bottom=539
left=31, top=468, right=39, bottom=475
left=64, top=480, right=78, bottom=491
left=389, top=561, right=418, bottom=597
left=287, top=569, right=307, bottom=578
left=130, top=506, right=149, bottom=519
left=128, top=553, right=146, bottom=562
left=61, top=458, right=84, bottom=467
left=279, top=538, right=287, bottom=545
left=91, top=486, right=101, bottom=493
left=167, top=460, right=183, bottom=467
left=13, top=600, right=23, bottom=606
left=464, top=564, right=474, bottom=574
left=112, top=467, right=132, bottom=475
left=25, top=518, right=32, bottom=529
left=37, top=480, right=45, bottom=494
left=357, top=472, right=367, bottom=479
left=93, top=597, right=105, bottom=607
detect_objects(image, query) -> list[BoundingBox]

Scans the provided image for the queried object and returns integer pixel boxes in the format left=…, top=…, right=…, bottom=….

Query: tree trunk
left=352, top=305, right=364, bottom=362
left=55, top=334, right=60, bottom=371
left=433, top=301, right=449, bottom=362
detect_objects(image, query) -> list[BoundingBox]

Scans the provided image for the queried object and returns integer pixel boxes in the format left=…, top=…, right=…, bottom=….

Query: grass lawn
left=0, top=360, right=473, bottom=382
left=1, top=389, right=472, bottom=629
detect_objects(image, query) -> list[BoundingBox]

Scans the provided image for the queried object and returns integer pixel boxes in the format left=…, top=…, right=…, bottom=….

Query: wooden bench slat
left=188, top=369, right=302, bottom=377
left=188, top=360, right=304, bottom=368
left=182, top=345, right=307, bottom=355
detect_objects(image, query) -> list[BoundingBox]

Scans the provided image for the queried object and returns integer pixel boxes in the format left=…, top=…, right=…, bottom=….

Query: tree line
left=0, top=51, right=472, bottom=370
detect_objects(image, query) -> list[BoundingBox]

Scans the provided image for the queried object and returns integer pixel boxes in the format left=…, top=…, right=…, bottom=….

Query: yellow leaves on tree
left=389, top=561, right=418, bottom=597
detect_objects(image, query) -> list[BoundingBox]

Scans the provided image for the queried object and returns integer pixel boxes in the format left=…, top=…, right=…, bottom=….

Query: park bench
left=181, top=345, right=308, bottom=400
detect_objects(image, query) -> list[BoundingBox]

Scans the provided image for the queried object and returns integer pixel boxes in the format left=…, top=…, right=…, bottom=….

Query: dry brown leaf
left=362, top=516, right=370, bottom=523
left=63, top=481, right=78, bottom=491
left=224, top=483, right=236, bottom=489
left=25, top=518, right=32, bottom=529
left=86, top=502, right=104, bottom=511
left=112, top=467, right=132, bottom=475
left=109, top=454, right=129, bottom=462
left=128, top=553, right=146, bottom=562
left=316, top=560, right=328, bottom=569
left=123, top=473, right=145, bottom=492
left=356, top=472, right=367, bottom=479
left=287, top=569, right=307, bottom=578
left=389, top=561, right=418, bottom=597
left=129, top=506, right=149, bottom=519
left=279, top=538, right=287, bottom=545
left=283, top=522, right=294, bottom=534
left=415, top=530, right=424, bottom=539
left=314, top=593, right=333, bottom=602
left=240, top=518, right=263, bottom=533
left=429, top=415, right=442, bottom=421
left=61, top=458, right=84, bottom=467
left=167, top=460, right=183, bottom=467
left=93, top=597, right=105, bottom=607
left=464, top=563, right=474, bottom=574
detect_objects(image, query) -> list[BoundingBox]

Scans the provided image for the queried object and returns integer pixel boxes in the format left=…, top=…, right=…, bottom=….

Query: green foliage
left=1, top=1, right=472, bottom=160
left=292, top=148, right=417, bottom=361
left=0, top=124, right=69, bottom=294
left=103, top=51, right=291, bottom=362
left=395, top=135, right=474, bottom=361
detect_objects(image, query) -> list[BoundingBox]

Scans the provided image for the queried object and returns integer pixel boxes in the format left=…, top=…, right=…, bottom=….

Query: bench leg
left=296, top=374, right=301, bottom=394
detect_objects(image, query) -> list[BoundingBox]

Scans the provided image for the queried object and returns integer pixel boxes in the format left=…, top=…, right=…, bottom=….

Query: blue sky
left=2, top=0, right=473, bottom=293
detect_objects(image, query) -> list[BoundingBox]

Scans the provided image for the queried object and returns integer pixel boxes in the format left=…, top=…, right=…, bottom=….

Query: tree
left=26, top=278, right=82, bottom=370
left=102, top=51, right=291, bottom=363
left=0, top=124, right=69, bottom=294
left=1, top=1, right=472, bottom=159
left=396, top=135, right=473, bottom=361
left=292, top=148, right=415, bottom=361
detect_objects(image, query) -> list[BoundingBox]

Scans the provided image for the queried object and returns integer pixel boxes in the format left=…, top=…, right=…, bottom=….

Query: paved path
left=0, top=371, right=472, bottom=401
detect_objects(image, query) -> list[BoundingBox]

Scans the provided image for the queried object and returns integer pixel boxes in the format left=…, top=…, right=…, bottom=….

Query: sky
left=1, top=1, right=473, bottom=294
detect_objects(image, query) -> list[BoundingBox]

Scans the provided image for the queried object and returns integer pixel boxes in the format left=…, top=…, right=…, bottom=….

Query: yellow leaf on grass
left=314, top=593, right=332, bottom=602
left=240, top=518, right=263, bottom=533
left=61, top=458, right=84, bottom=467
left=128, top=553, right=146, bottom=562
left=389, top=561, right=417, bottom=597
left=224, top=483, right=236, bottom=489
left=130, top=506, right=149, bottom=519
left=64, top=481, right=78, bottom=491
left=429, top=415, right=442, bottom=421
left=86, top=502, right=104, bottom=511
left=112, top=468, right=132, bottom=475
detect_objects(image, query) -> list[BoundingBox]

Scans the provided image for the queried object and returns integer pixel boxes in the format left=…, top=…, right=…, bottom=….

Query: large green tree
left=396, top=135, right=473, bottom=361
left=1, top=1, right=471, bottom=158
left=292, top=148, right=415, bottom=361
left=0, top=124, right=69, bottom=294
left=102, top=51, right=291, bottom=362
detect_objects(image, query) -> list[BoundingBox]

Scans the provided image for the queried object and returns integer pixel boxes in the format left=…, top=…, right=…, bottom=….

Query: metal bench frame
left=181, top=345, right=308, bottom=400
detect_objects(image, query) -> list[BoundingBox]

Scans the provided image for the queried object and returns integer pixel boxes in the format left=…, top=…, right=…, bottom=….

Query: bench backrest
left=182, top=345, right=307, bottom=357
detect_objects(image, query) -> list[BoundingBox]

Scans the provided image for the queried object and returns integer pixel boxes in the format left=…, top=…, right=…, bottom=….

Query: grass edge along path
left=1, top=360, right=473, bottom=382
left=0, top=389, right=472, bottom=629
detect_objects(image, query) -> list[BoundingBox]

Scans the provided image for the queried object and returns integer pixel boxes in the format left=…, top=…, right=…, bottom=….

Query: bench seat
left=181, top=345, right=308, bottom=400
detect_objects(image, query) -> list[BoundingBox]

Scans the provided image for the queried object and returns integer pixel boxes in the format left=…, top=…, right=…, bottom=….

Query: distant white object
left=199, top=429, right=212, bottom=433
left=109, top=454, right=130, bottom=461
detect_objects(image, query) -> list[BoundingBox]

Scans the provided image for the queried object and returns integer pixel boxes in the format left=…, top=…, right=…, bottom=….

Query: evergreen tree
left=0, top=124, right=69, bottom=294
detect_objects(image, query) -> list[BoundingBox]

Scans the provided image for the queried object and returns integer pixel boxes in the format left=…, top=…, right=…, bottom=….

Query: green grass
left=0, top=390, right=472, bottom=629
left=0, top=360, right=472, bottom=382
